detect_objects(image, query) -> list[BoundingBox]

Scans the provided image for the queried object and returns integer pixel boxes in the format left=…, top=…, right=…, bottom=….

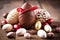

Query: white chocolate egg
left=7, top=32, right=15, bottom=37
left=35, top=21, right=41, bottom=30
left=44, top=24, right=52, bottom=32
left=24, top=33, right=31, bottom=38
left=7, top=8, right=18, bottom=24
left=37, top=29, right=47, bottom=38
left=16, top=28, right=26, bottom=35
left=2, top=24, right=13, bottom=32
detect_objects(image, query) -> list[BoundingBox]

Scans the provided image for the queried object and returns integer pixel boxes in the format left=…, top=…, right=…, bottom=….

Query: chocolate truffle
left=18, top=2, right=36, bottom=29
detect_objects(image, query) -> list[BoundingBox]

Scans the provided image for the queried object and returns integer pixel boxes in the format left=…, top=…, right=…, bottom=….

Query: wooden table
left=0, top=0, right=60, bottom=40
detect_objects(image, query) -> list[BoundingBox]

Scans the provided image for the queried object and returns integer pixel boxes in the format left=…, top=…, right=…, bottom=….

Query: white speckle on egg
left=7, top=32, right=15, bottom=37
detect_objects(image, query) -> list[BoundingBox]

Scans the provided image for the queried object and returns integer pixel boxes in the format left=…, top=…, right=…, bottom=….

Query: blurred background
left=0, top=0, right=60, bottom=40
left=0, top=0, right=60, bottom=21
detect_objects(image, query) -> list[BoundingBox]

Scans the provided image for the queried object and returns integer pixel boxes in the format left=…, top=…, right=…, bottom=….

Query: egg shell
left=35, top=21, right=42, bottom=30
left=21, top=2, right=31, bottom=9
left=37, top=29, right=47, bottom=38
left=24, top=33, right=31, bottom=39
left=44, top=24, right=52, bottom=32
left=7, top=32, right=15, bottom=38
left=16, top=28, right=26, bottom=36
left=2, top=24, right=13, bottom=32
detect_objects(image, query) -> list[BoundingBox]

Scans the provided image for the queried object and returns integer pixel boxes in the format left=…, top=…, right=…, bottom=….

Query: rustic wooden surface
left=0, top=0, right=60, bottom=40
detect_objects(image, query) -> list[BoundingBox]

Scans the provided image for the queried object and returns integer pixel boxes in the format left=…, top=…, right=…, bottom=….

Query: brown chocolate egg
left=18, top=2, right=36, bottom=29
left=21, top=2, right=31, bottom=9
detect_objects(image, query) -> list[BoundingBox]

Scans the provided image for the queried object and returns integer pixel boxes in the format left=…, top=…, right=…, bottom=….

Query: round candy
left=44, top=24, right=52, bottom=32
left=47, top=32, right=55, bottom=38
left=7, top=32, right=15, bottom=38
left=16, top=28, right=26, bottom=35
left=2, top=24, right=13, bottom=32
left=37, top=29, right=47, bottom=38
left=35, top=21, right=41, bottom=30
left=27, top=30, right=37, bottom=34
left=1, top=19, right=8, bottom=25
left=47, top=18, right=54, bottom=24
left=13, top=24, right=21, bottom=30
left=24, top=33, right=31, bottom=39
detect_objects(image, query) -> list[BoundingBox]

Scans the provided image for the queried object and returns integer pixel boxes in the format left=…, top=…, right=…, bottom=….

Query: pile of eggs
left=1, top=8, right=60, bottom=39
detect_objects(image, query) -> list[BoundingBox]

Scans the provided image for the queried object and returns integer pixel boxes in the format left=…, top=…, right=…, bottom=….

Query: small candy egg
left=16, top=28, right=26, bottom=36
left=3, top=13, right=8, bottom=18
left=55, top=27, right=60, bottom=33
left=35, top=21, right=41, bottom=30
left=2, top=24, right=13, bottom=32
left=24, top=33, right=31, bottom=39
left=27, top=30, right=37, bottom=34
left=44, top=24, right=52, bottom=32
left=42, top=22, right=48, bottom=26
left=37, top=29, right=47, bottom=38
left=1, top=19, right=8, bottom=25
left=7, top=32, right=15, bottom=38
left=47, top=32, right=55, bottom=38
left=13, top=24, right=21, bottom=30
left=47, top=18, right=54, bottom=24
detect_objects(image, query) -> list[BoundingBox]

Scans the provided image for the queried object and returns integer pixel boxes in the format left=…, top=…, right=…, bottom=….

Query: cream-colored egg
left=7, top=32, right=15, bottom=37
left=2, top=24, right=13, bottom=32
left=7, top=8, right=18, bottom=24
left=44, top=24, right=52, bottom=32
left=24, top=33, right=31, bottom=38
left=35, top=21, right=41, bottom=30
left=37, top=29, right=47, bottom=38
left=16, top=28, right=26, bottom=36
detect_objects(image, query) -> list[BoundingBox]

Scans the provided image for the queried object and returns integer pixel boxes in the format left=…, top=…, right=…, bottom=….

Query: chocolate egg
left=27, top=30, right=37, bottom=34
left=2, top=24, right=13, bottom=32
left=16, top=28, right=27, bottom=36
left=18, top=2, right=36, bottom=29
left=47, top=32, right=55, bottom=38
left=3, top=13, right=8, bottom=18
left=44, top=24, right=52, bottom=32
left=24, top=33, right=31, bottom=39
left=37, top=29, right=47, bottom=38
left=35, top=21, right=41, bottom=30
left=7, top=8, right=18, bottom=24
